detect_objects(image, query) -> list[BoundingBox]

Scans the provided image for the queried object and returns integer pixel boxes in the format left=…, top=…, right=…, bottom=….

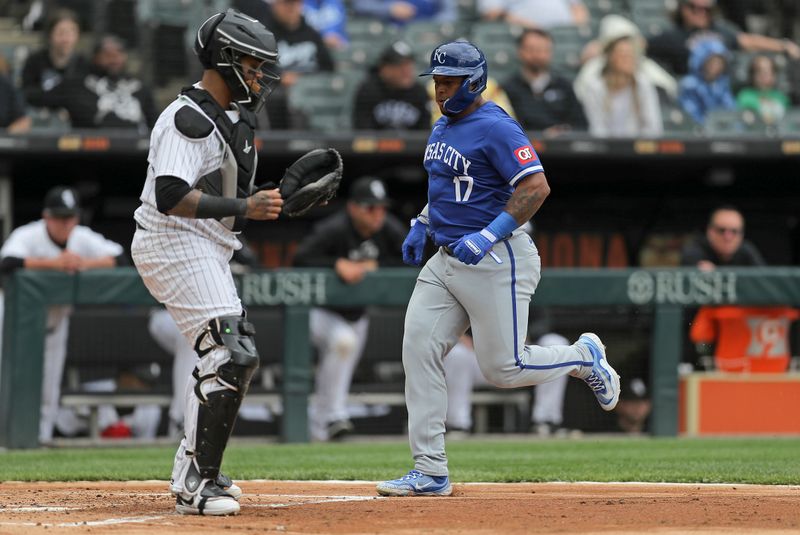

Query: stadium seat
left=346, top=17, right=397, bottom=43
left=627, top=0, right=673, bottom=36
left=406, top=22, right=471, bottom=71
left=334, top=37, right=393, bottom=71
left=661, top=105, right=701, bottom=136
left=29, top=107, right=71, bottom=133
left=584, top=0, right=628, bottom=19
left=703, top=109, right=771, bottom=137
left=778, top=108, right=800, bottom=135
left=470, top=21, right=521, bottom=50
left=456, top=0, right=479, bottom=22
left=480, top=42, right=517, bottom=83
left=549, top=26, right=586, bottom=76
left=288, top=72, right=362, bottom=131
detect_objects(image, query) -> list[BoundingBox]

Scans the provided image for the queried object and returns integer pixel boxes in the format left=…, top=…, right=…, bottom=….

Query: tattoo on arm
left=167, top=189, right=202, bottom=218
left=505, top=173, right=550, bottom=224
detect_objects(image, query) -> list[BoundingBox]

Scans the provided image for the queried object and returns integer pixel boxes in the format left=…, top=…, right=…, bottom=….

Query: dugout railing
left=2, top=267, right=800, bottom=449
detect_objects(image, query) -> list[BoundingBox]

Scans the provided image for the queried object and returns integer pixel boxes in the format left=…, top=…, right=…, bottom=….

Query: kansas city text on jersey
left=423, top=141, right=472, bottom=175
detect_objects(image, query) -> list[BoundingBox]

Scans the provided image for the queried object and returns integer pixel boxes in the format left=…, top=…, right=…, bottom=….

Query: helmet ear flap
left=194, top=12, right=225, bottom=69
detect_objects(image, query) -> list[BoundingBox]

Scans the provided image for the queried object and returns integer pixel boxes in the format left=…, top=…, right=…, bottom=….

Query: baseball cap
left=43, top=186, right=80, bottom=217
left=349, top=176, right=390, bottom=206
left=378, top=41, right=414, bottom=66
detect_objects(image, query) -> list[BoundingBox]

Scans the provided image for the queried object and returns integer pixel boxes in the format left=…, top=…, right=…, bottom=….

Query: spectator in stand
left=680, top=205, right=765, bottom=270
left=21, top=9, right=89, bottom=113
left=64, top=35, right=158, bottom=132
left=502, top=28, right=587, bottom=136
left=576, top=15, right=678, bottom=105
left=681, top=206, right=798, bottom=374
left=0, top=73, right=31, bottom=133
left=580, top=34, right=664, bottom=137
left=303, top=0, right=349, bottom=50
left=353, top=41, right=430, bottom=130
left=736, top=54, right=790, bottom=125
left=0, top=186, right=126, bottom=444
left=352, top=0, right=456, bottom=26
left=647, top=0, right=800, bottom=77
left=678, top=38, right=736, bottom=124
left=479, top=0, right=589, bottom=31
left=235, top=0, right=335, bottom=128
left=293, top=176, right=406, bottom=441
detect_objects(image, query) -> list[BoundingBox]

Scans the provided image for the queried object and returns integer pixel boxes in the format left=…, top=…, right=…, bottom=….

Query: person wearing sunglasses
left=681, top=205, right=764, bottom=270
left=681, top=206, right=798, bottom=374
left=648, top=0, right=800, bottom=77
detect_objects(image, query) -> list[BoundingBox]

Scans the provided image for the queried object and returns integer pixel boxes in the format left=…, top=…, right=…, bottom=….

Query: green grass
left=1, top=437, right=798, bottom=485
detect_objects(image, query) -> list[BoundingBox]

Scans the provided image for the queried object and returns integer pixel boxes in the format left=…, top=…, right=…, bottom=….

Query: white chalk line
left=0, top=506, right=78, bottom=512
left=0, top=494, right=381, bottom=527
left=0, top=515, right=165, bottom=528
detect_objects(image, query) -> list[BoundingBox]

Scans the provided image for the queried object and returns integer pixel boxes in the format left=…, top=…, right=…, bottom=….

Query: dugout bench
left=59, top=389, right=529, bottom=441
left=3, top=267, right=800, bottom=448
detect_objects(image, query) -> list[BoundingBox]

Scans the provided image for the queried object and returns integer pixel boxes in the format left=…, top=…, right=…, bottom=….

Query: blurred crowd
left=0, top=0, right=799, bottom=136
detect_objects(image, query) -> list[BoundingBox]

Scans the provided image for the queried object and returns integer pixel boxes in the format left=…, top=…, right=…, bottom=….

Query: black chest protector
left=179, top=87, right=258, bottom=232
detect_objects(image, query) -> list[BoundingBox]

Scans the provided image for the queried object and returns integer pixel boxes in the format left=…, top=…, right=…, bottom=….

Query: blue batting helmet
left=420, top=41, right=488, bottom=114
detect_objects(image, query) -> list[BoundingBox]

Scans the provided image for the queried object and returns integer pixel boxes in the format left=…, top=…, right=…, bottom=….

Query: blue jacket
left=304, top=0, right=348, bottom=45
left=678, top=39, right=736, bottom=123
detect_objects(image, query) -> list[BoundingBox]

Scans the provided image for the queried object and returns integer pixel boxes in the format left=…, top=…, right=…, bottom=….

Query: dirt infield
left=1, top=481, right=799, bottom=534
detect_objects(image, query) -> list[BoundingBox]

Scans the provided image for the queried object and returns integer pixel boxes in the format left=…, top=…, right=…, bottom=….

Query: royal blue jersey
left=423, top=102, right=544, bottom=246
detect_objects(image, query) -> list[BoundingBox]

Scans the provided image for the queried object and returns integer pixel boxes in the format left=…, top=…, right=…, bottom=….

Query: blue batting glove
left=449, top=229, right=497, bottom=265
left=402, top=219, right=428, bottom=266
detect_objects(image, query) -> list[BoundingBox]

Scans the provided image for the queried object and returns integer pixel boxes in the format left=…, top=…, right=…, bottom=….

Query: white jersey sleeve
left=67, top=226, right=124, bottom=258
left=0, top=223, right=38, bottom=258
left=0, top=221, right=62, bottom=259
left=150, top=110, right=218, bottom=187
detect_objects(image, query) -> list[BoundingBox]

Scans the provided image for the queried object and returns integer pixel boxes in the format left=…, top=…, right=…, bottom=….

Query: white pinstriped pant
left=131, top=228, right=242, bottom=343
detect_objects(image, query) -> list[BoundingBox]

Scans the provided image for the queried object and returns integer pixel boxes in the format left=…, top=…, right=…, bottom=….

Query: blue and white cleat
left=376, top=470, right=452, bottom=497
left=577, top=333, right=621, bottom=411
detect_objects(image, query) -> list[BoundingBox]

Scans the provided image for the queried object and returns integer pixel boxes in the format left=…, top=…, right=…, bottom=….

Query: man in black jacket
left=680, top=205, right=765, bottom=269
left=352, top=41, right=430, bottom=130
left=502, top=28, right=587, bottom=135
left=64, top=35, right=158, bottom=131
left=293, top=176, right=406, bottom=440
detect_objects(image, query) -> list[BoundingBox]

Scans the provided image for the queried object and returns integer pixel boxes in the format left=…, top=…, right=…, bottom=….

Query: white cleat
left=577, top=333, right=621, bottom=411
left=216, top=473, right=242, bottom=500
left=175, top=481, right=240, bottom=516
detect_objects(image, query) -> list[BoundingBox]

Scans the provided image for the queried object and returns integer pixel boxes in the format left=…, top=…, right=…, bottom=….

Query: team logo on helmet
left=434, top=49, right=447, bottom=64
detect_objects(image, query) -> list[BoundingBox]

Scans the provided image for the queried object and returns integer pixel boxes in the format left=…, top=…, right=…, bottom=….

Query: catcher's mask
left=195, top=9, right=281, bottom=112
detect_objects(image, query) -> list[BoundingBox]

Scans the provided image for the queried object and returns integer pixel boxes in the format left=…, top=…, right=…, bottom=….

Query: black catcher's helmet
left=194, top=9, right=280, bottom=112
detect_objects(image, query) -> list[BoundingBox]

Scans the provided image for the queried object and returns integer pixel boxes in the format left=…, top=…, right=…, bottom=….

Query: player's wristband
left=196, top=194, right=247, bottom=219
left=482, top=211, right=518, bottom=243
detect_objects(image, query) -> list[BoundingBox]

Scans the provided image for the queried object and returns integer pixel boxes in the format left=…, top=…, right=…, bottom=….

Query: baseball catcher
left=260, top=148, right=343, bottom=217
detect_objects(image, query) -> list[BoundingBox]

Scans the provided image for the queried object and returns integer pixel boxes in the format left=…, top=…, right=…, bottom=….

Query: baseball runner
left=0, top=186, right=125, bottom=444
left=376, top=41, right=621, bottom=497
left=130, top=10, right=284, bottom=516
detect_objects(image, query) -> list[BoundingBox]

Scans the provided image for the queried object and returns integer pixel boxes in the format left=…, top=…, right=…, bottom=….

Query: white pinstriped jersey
left=133, top=87, right=247, bottom=250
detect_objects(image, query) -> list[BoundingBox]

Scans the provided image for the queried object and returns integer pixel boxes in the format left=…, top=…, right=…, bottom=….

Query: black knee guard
left=193, top=315, right=260, bottom=479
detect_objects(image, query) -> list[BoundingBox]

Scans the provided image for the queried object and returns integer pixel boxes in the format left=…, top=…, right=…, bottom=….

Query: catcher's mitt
left=279, top=148, right=343, bottom=217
